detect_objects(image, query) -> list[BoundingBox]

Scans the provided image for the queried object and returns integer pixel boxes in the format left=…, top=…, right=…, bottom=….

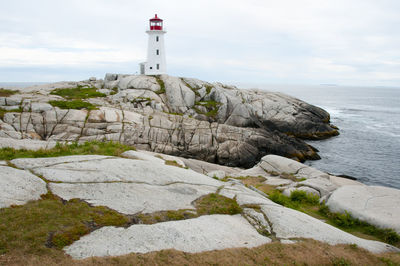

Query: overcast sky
left=1, top=0, right=399, bottom=86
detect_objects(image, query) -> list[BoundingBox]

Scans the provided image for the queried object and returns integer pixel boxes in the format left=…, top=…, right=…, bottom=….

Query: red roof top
left=150, top=14, right=163, bottom=21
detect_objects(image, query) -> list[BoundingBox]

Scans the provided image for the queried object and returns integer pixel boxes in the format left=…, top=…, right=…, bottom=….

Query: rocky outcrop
left=236, top=154, right=364, bottom=200
left=0, top=75, right=339, bottom=167
left=1, top=149, right=398, bottom=257
left=106, top=75, right=338, bottom=138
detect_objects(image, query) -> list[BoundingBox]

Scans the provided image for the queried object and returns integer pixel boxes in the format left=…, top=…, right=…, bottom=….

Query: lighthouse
left=139, top=14, right=167, bottom=75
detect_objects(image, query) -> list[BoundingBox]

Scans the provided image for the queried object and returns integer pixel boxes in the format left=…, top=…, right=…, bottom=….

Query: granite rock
left=327, top=185, right=400, bottom=234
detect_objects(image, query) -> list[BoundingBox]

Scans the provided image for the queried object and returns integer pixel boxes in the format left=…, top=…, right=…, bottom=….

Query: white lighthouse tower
left=140, top=14, right=167, bottom=75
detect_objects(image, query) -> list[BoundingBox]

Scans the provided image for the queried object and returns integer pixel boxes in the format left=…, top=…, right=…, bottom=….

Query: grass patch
left=269, top=190, right=319, bottom=210
left=205, top=84, right=213, bottom=94
left=182, top=80, right=201, bottom=97
left=319, top=205, right=400, bottom=246
left=165, top=160, right=184, bottom=168
left=0, top=107, right=23, bottom=119
left=136, top=210, right=197, bottom=224
left=0, top=192, right=130, bottom=255
left=48, top=100, right=97, bottom=110
left=50, top=85, right=106, bottom=99
left=194, top=100, right=222, bottom=119
left=0, top=140, right=134, bottom=160
left=110, top=87, right=118, bottom=95
left=0, top=88, right=18, bottom=97
left=267, top=190, right=400, bottom=247
left=229, top=176, right=278, bottom=195
left=195, top=193, right=242, bottom=215
left=153, top=76, right=166, bottom=94
left=135, top=193, right=242, bottom=225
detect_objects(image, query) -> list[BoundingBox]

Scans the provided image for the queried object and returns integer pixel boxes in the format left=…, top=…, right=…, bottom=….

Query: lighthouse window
left=157, top=64, right=160, bottom=70
left=156, top=49, right=159, bottom=55
left=156, top=36, right=159, bottom=42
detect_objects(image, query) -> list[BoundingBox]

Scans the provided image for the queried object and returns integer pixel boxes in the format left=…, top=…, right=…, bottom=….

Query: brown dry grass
left=1, top=239, right=399, bottom=266
left=237, top=176, right=266, bottom=186
left=0, top=88, right=18, bottom=97
left=164, top=160, right=184, bottom=168
left=237, top=176, right=277, bottom=195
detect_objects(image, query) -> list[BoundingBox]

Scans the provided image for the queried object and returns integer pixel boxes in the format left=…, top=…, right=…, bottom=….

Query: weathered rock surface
left=64, top=214, right=272, bottom=259
left=50, top=182, right=217, bottom=214
left=259, top=155, right=329, bottom=179
left=11, top=155, right=111, bottom=170
left=0, top=137, right=57, bottom=150
left=0, top=165, right=47, bottom=208
left=327, top=185, right=400, bottom=234
left=261, top=204, right=398, bottom=253
left=19, top=157, right=220, bottom=186
left=0, top=74, right=339, bottom=168
left=1, top=150, right=399, bottom=258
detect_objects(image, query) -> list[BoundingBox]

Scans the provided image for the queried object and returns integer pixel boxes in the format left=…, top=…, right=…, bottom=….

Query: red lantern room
left=149, top=14, right=163, bottom=30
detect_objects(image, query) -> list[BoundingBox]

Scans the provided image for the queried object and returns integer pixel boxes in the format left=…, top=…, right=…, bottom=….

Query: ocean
left=238, top=83, right=400, bottom=190
left=1, top=82, right=400, bottom=189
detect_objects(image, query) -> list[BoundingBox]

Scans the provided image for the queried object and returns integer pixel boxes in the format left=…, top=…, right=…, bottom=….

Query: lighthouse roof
left=150, top=14, right=163, bottom=21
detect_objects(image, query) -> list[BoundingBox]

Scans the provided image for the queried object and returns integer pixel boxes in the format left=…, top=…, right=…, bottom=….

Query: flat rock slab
left=121, top=150, right=165, bottom=164
left=327, top=185, right=400, bottom=234
left=0, top=137, right=57, bottom=151
left=49, top=182, right=217, bottom=214
left=220, top=182, right=279, bottom=206
left=261, top=204, right=399, bottom=253
left=329, top=175, right=364, bottom=187
left=11, top=155, right=111, bottom=170
left=20, top=157, right=221, bottom=186
left=64, top=214, right=271, bottom=259
left=264, top=177, right=293, bottom=186
left=0, top=166, right=47, bottom=208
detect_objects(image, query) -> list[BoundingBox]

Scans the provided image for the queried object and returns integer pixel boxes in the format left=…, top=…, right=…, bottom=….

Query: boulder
left=162, top=75, right=195, bottom=113
left=259, top=155, right=306, bottom=174
left=327, top=185, right=400, bottom=234
left=299, top=177, right=338, bottom=197
left=259, top=155, right=328, bottom=179
left=207, top=170, right=226, bottom=180
left=282, top=186, right=320, bottom=198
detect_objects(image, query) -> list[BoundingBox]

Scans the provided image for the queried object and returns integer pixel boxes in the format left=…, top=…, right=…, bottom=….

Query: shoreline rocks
left=0, top=74, right=339, bottom=167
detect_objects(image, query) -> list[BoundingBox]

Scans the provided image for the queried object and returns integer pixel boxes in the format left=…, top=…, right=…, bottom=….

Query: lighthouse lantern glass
left=150, top=21, right=163, bottom=30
